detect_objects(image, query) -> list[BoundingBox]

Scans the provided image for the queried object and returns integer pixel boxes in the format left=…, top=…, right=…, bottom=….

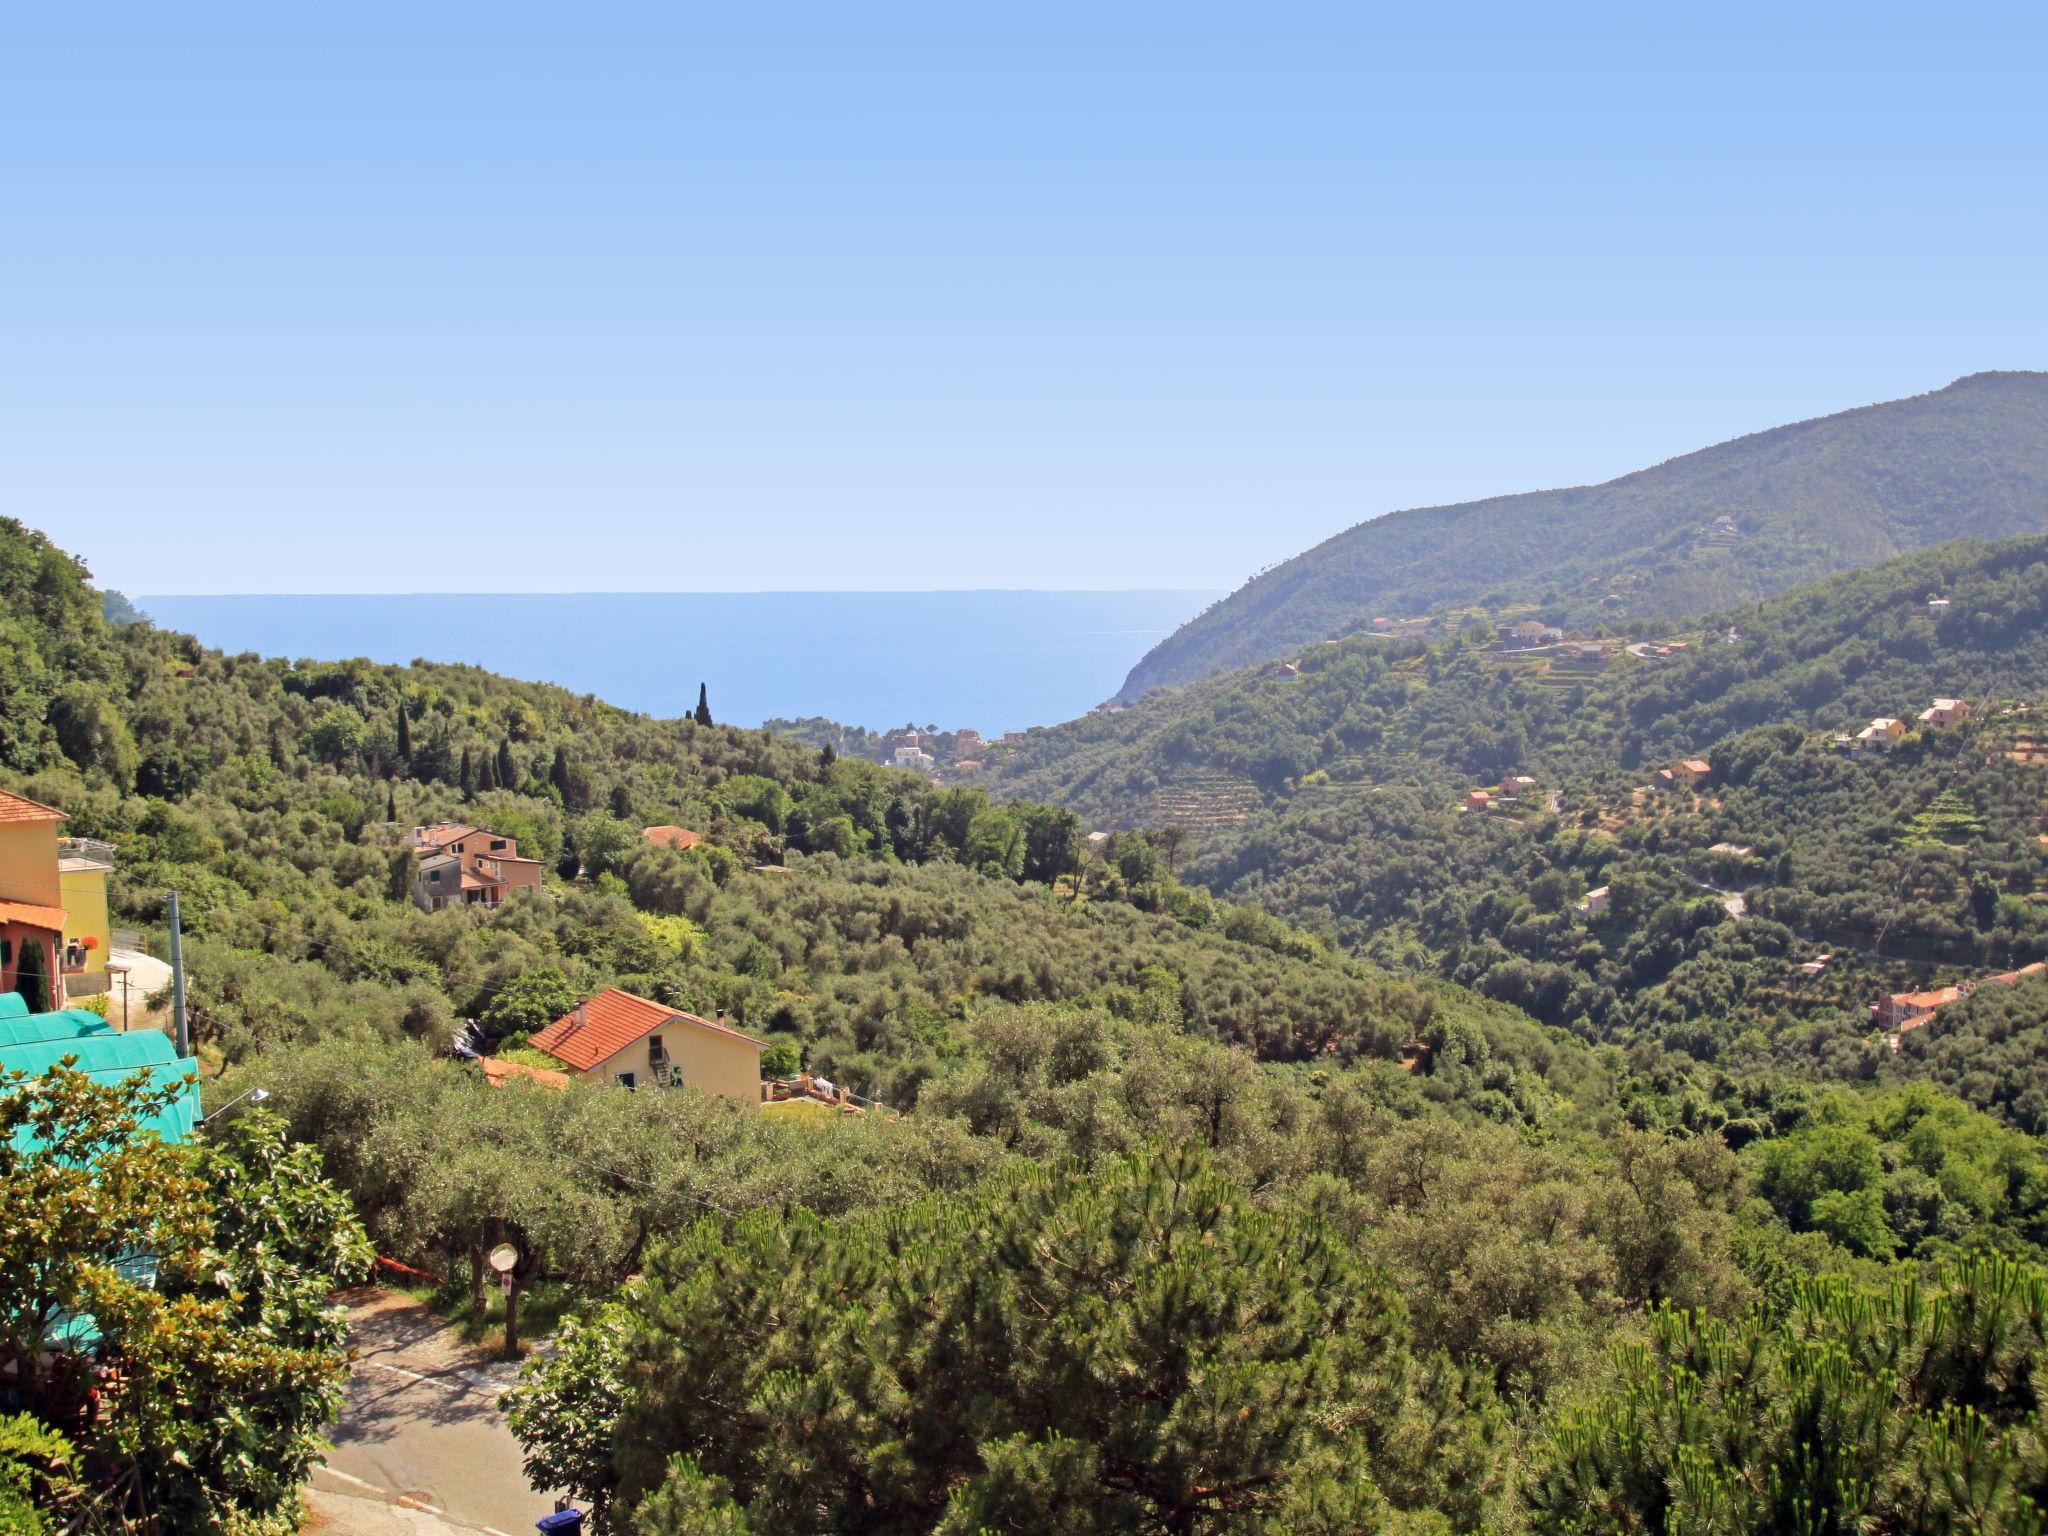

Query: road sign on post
left=487, top=1242, right=519, bottom=1274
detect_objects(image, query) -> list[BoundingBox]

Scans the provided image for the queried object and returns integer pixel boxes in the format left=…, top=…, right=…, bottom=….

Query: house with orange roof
left=642, top=825, right=704, bottom=852
left=1876, top=962, right=2048, bottom=1043
left=1918, top=698, right=1972, bottom=728
left=1855, top=717, right=1908, bottom=750
left=408, top=823, right=544, bottom=913
left=1462, top=790, right=1493, bottom=812
left=1653, top=758, right=1713, bottom=789
left=0, top=791, right=68, bottom=1011
left=1875, top=985, right=1964, bottom=1032
left=527, top=986, right=764, bottom=1101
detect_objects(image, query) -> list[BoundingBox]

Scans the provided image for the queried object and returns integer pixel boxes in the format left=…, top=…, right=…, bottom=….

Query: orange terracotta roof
left=0, top=900, right=68, bottom=931
left=0, top=791, right=65, bottom=827
left=529, top=987, right=765, bottom=1072
left=1888, top=987, right=1963, bottom=1013
left=479, top=1057, right=570, bottom=1090
left=642, top=825, right=704, bottom=851
left=413, top=824, right=476, bottom=850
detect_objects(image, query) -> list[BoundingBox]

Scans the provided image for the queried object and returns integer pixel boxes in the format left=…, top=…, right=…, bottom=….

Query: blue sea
left=137, top=591, right=1219, bottom=735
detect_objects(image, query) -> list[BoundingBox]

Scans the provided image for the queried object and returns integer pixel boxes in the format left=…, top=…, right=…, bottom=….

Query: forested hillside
left=984, top=537, right=2048, bottom=1077
left=1121, top=370, right=2048, bottom=697
left=17, top=514, right=2048, bottom=1531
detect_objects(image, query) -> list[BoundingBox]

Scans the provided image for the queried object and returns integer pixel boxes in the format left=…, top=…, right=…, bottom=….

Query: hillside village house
left=1653, top=758, right=1713, bottom=789
left=58, top=839, right=114, bottom=996
left=1855, top=717, right=1908, bottom=750
left=408, top=822, right=544, bottom=913
left=0, top=792, right=70, bottom=1010
left=527, top=986, right=764, bottom=1101
left=0, top=793, right=114, bottom=1006
left=1462, top=790, right=1493, bottom=812
left=1919, top=698, right=1972, bottom=728
left=1876, top=961, right=2048, bottom=1037
left=642, top=825, right=704, bottom=851
left=1576, top=885, right=1611, bottom=916
left=1498, top=775, right=1539, bottom=801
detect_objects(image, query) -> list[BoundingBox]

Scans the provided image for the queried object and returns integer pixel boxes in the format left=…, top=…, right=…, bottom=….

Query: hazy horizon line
left=136, top=586, right=1228, bottom=600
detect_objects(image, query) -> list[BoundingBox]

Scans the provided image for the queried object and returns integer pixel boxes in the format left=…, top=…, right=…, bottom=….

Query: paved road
left=305, top=1287, right=561, bottom=1536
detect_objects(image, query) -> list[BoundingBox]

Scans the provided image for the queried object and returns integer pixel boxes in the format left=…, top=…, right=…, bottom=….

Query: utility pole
left=167, top=890, right=189, bottom=1058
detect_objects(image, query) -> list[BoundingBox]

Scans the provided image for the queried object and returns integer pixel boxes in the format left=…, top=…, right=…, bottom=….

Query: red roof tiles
left=642, top=825, right=704, bottom=851
left=0, top=900, right=68, bottom=931
left=0, top=791, right=64, bottom=827
left=479, top=1057, right=570, bottom=1091
left=528, top=987, right=764, bottom=1073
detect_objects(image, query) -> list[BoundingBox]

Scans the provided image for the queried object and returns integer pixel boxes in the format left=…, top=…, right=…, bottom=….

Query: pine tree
left=694, top=683, right=713, bottom=728
left=582, top=1143, right=1452, bottom=1534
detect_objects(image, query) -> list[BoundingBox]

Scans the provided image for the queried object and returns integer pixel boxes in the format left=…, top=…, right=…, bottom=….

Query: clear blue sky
left=5, top=3, right=2045, bottom=595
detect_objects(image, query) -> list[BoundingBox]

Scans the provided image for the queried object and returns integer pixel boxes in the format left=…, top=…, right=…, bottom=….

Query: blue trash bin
left=536, top=1509, right=584, bottom=1536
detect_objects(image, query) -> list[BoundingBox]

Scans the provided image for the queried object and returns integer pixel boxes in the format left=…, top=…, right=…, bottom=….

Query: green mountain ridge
left=991, top=534, right=2048, bottom=1071
left=1120, top=370, right=2048, bottom=698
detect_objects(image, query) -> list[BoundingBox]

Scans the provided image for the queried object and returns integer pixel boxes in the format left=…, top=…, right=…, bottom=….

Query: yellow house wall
left=0, top=823, right=62, bottom=908
left=59, top=866, right=110, bottom=953
left=585, top=1024, right=762, bottom=1103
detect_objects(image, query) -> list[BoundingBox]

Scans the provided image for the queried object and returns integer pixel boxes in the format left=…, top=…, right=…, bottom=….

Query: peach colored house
left=529, top=987, right=764, bottom=1102
left=1875, top=985, right=1963, bottom=1032
left=1918, top=698, right=1972, bottom=728
left=1653, top=758, right=1712, bottom=788
left=1462, top=790, right=1493, bottom=812
left=409, top=823, right=544, bottom=913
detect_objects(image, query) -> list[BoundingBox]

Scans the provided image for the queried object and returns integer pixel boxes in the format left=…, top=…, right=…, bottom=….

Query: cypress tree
left=694, top=684, right=713, bottom=728
left=477, top=751, right=497, bottom=793
left=550, top=744, right=572, bottom=797
left=13, top=935, right=51, bottom=1013
left=496, top=738, right=517, bottom=790
left=396, top=704, right=413, bottom=763
left=459, top=746, right=474, bottom=797
left=385, top=785, right=397, bottom=823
